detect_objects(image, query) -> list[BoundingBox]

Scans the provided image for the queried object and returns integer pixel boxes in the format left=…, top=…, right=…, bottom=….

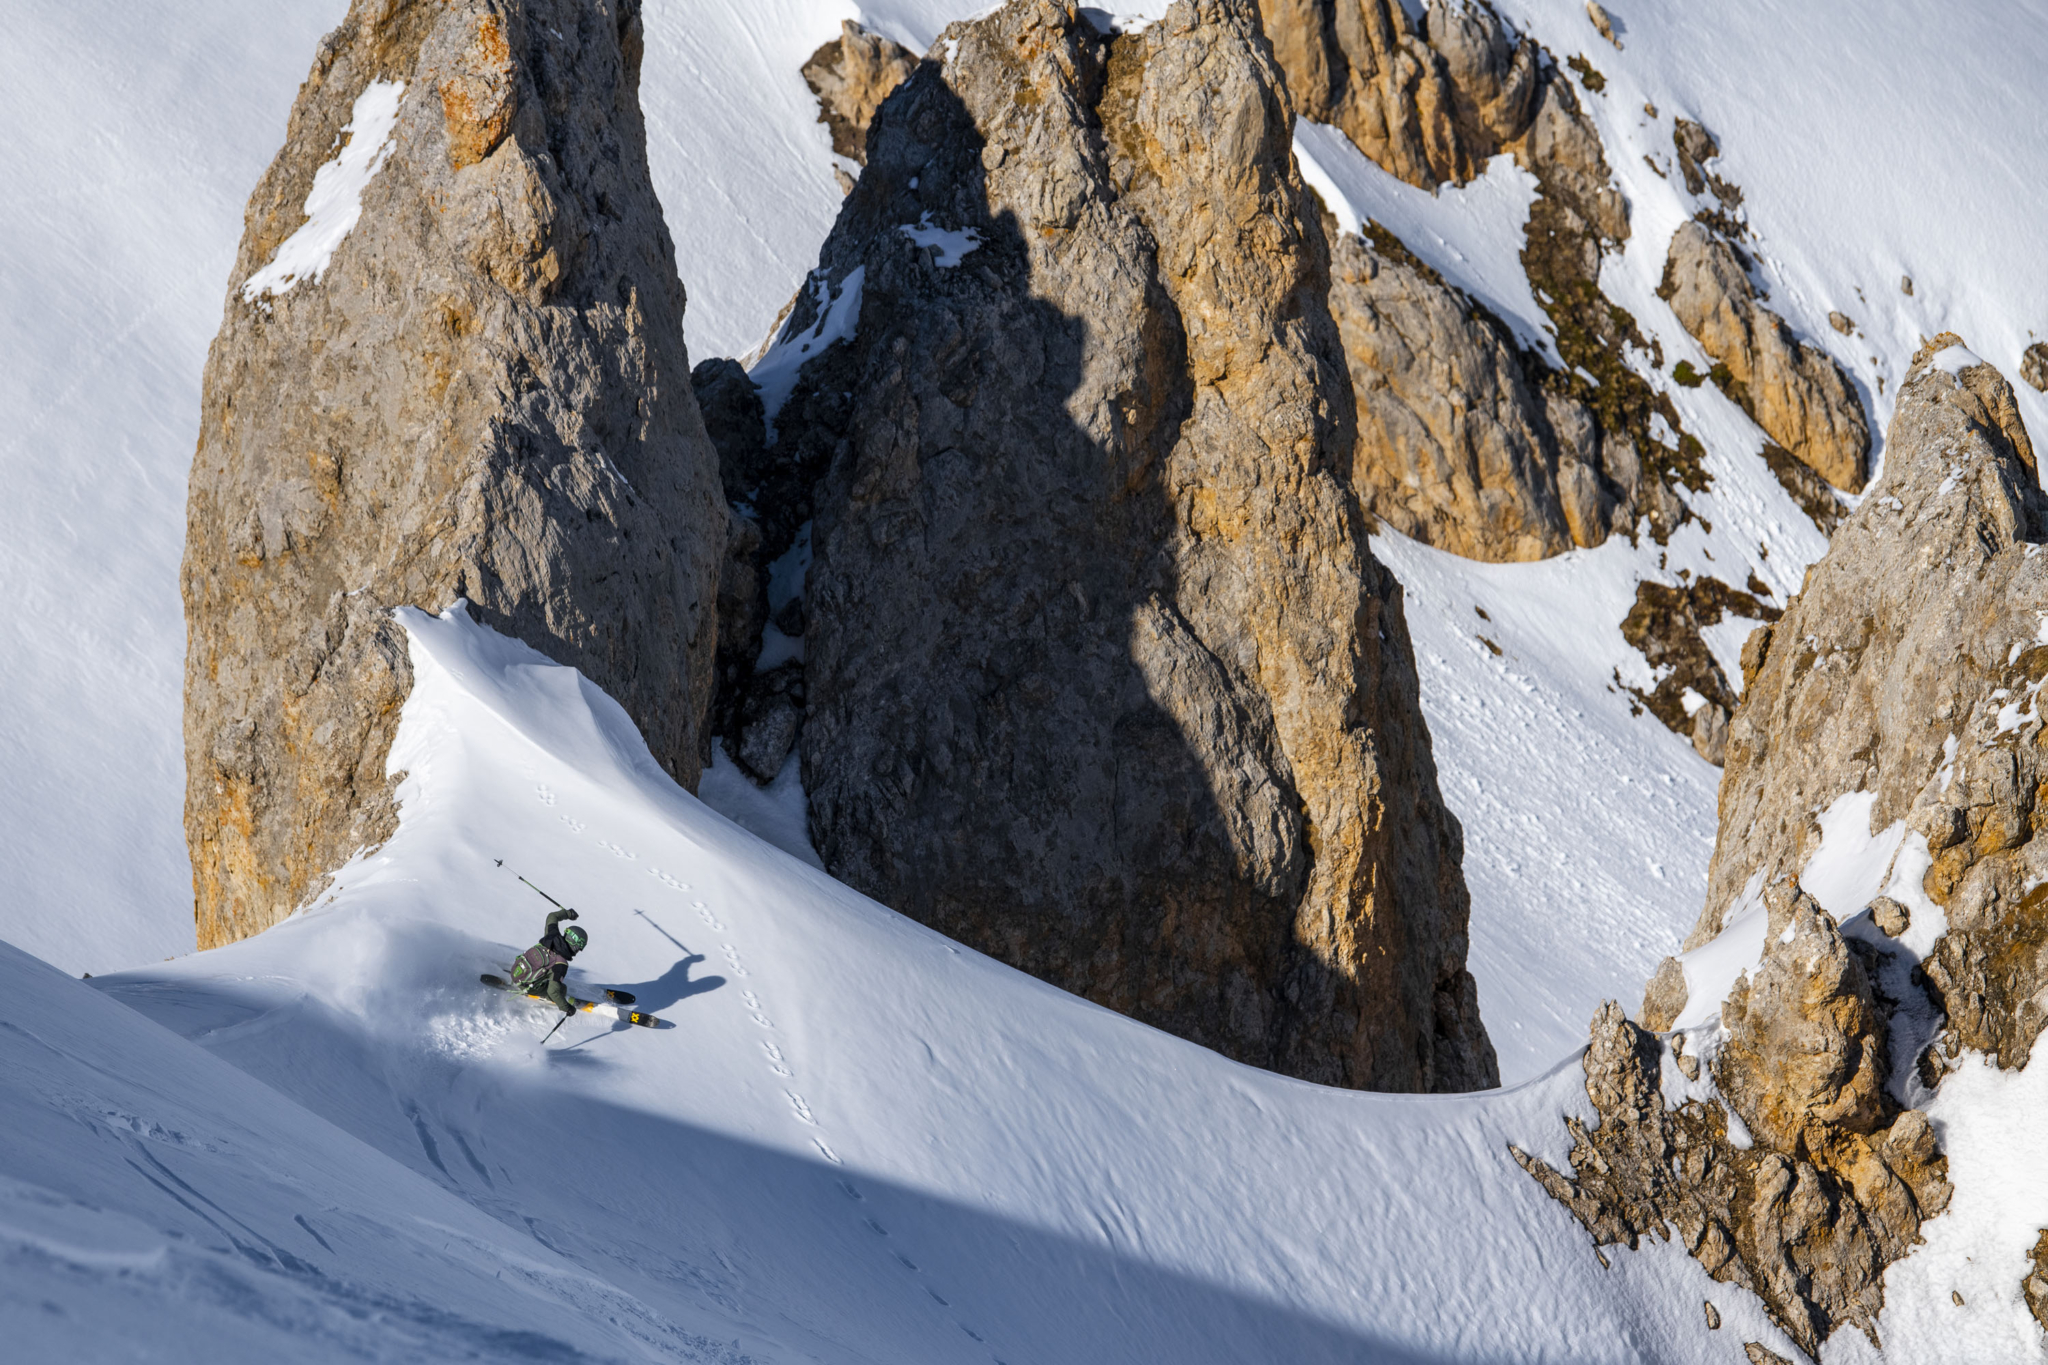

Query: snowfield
left=7, top=0, right=2048, bottom=1356
left=72, top=606, right=1809, bottom=1363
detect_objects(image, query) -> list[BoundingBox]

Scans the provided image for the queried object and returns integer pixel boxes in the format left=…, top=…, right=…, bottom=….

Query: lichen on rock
left=183, top=0, right=725, bottom=948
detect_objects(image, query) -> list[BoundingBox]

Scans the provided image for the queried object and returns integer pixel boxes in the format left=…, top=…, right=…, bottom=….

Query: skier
left=510, top=907, right=586, bottom=1016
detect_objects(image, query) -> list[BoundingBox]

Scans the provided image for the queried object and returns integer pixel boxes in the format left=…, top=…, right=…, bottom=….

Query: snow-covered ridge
left=79, top=604, right=1803, bottom=1362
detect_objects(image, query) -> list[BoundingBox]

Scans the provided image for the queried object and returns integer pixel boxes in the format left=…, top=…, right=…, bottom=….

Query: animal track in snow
left=534, top=784, right=556, bottom=806
left=595, top=840, right=636, bottom=860
left=693, top=901, right=727, bottom=932
left=559, top=815, right=586, bottom=834
left=647, top=867, right=690, bottom=893
left=721, top=943, right=749, bottom=977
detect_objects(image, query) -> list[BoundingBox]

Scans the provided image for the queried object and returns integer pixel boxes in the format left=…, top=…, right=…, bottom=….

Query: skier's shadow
left=618, top=911, right=726, bottom=1012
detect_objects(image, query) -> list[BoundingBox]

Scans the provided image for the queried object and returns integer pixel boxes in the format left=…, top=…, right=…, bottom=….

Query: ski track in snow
left=554, top=773, right=1008, bottom=1354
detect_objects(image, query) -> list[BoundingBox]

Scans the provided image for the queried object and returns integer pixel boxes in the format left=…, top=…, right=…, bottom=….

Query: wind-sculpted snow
left=87, top=605, right=1808, bottom=1362
left=0, top=939, right=750, bottom=1363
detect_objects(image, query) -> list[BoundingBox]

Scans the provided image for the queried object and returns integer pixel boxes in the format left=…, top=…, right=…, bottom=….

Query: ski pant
left=538, top=971, right=575, bottom=1016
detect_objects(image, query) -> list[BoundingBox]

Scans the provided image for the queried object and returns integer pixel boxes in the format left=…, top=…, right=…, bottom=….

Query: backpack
left=510, top=943, right=566, bottom=989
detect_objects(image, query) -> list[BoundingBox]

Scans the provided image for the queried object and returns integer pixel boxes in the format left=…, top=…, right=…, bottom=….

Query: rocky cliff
left=183, top=0, right=724, bottom=948
left=1327, top=225, right=1639, bottom=559
left=1255, top=0, right=1540, bottom=189
left=1269, top=0, right=1716, bottom=562
left=1523, top=337, right=2047, bottom=1355
left=743, top=0, right=1495, bottom=1092
left=1693, top=336, right=2040, bottom=948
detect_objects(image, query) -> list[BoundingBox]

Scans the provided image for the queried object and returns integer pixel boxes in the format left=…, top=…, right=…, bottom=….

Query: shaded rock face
left=801, top=19, right=919, bottom=166
left=1697, top=337, right=2044, bottom=949
left=766, top=0, right=1495, bottom=1092
left=1660, top=220, right=1870, bottom=492
left=184, top=0, right=724, bottom=948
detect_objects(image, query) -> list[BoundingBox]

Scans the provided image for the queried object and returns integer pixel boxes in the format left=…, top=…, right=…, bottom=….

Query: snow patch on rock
left=240, top=80, right=404, bottom=300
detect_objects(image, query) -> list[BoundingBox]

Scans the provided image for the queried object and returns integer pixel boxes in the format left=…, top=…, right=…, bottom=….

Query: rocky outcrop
left=1256, top=0, right=1472, bottom=187
left=2022, top=340, right=2048, bottom=393
left=1618, top=574, right=1779, bottom=766
left=2027, top=1232, right=2048, bottom=1332
left=801, top=19, right=918, bottom=166
left=1530, top=338, right=2046, bottom=1355
left=1659, top=221, right=1870, bottom=492
left=1519, top=926, right=1950, bottom=1358
left=1695, top=336, right=2042, bottom=947
left=1291, top=0, right=1720, bottom=561
left=1329, top=227, right=1638, bottom=558
left=183, top=0, right=724, bottom=948
left=1672, top=118, right=1743, bottom=233
left=760, top=0, right=1495, bottom=1092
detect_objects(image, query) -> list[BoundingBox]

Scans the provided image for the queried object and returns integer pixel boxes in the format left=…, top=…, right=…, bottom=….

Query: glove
left=564, top=909, right=579, bottom=920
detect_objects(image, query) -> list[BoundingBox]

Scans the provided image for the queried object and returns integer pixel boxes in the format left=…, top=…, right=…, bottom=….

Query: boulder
left=772, top=0, right=1496, bottom=1092
left=1329, top=230, right=1593, bottom=558
left=2023, top=339, right=2048, bottom=392
left=1659, top=220, right=1870, bottom=491
left=182, top=0, right=725, bottom=947
left=801, top=19, right=918, bottom=165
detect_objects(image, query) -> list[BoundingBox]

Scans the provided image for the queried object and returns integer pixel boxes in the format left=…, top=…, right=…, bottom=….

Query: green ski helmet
left=563, top=925, right=588, bottom=951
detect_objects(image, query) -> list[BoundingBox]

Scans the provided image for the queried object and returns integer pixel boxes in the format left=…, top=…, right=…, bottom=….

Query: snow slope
left=7, top=0, right=2048, bottom=1301
left=83, top=605, right=1812, bottom=1363
left=0, top=0, right=342, bottom=973
left=0, top=938, right=750, bottom=1363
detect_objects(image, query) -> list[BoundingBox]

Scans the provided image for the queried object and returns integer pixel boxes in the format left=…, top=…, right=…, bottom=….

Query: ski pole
left=517, top=875, right=571, bottom=913
left=541, top=1013, right=570, bottom=1045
